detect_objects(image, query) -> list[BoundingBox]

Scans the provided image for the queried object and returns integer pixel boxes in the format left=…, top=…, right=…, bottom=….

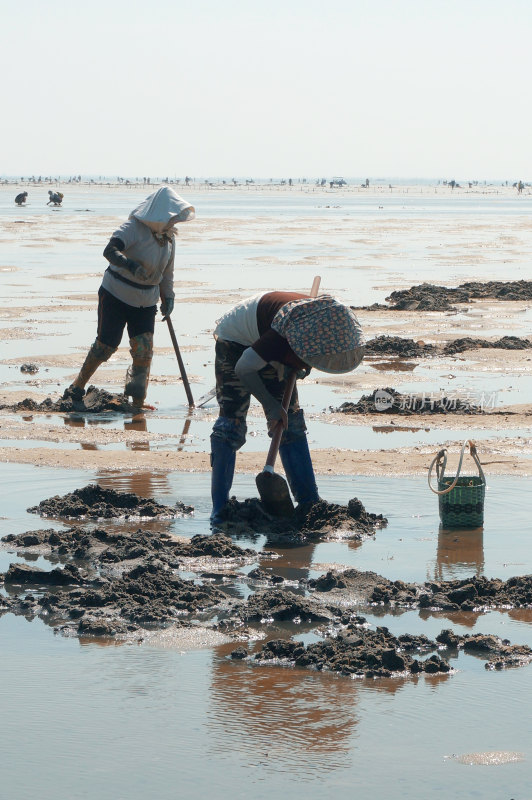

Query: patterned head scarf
left=271, top=295, right=365, bottom=373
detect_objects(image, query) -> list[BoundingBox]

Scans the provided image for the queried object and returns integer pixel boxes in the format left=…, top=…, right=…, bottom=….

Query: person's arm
left=103, top=236, right=145, bottom=278
left=234, top=347, right=288, bottom=428
left=159, top=240, right=175, bottom=303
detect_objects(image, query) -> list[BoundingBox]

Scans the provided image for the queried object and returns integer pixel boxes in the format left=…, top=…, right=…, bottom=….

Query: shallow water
left=1, top=463, right=532, bottom=799
left=2, top=185, right=532, bottom=798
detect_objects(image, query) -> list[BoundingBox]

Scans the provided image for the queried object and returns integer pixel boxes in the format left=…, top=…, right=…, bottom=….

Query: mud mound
left=2, top=527, right=255, bottom=567
left=436, top=629, right=532, bottom=670
left=238, top=588, right=334, bottom=623
left=443, top=335, right=532, bottom=355
left=4, top=562, right=86, bottom=587
left=0, top=386, right=136, bottom=414
left=335, top=387, right=484, bottom=415
left=11, top=562, right=228, bottom=636
left=27, top=484, right=193, bottom=520
left=385, top=280, right=532, bottom=311
left=365, top=336, right=437, bottom=358
left=252, top=624, right=449, bottom=677
left=20, top=363, right=39, bottom=374
left=363, top=335, right=532, bottom=359
left=246, top=620, right=532, bottom=675
left=218, top=496, right=386, bottom=538
left=360, top=572, right=532, bottom=611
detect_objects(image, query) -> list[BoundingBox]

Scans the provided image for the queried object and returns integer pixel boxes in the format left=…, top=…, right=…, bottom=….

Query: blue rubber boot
left=279, top=436, right=320, bottom=506
left=210, top=436, right=236, bottom=527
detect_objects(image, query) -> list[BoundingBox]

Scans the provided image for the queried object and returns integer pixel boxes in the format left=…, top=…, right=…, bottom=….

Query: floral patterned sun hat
left=271, top=295, right=365, bottom=373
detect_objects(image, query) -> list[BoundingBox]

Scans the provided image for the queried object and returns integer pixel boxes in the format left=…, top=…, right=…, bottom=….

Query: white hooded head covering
left=130, top=187, right=195, bottom=235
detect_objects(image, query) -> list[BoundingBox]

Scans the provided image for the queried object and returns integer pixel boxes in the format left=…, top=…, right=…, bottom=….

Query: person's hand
left=160, top=296, right=174, bottom=320
left=267, top=406, right=288, bottom=435
left=126, top=259, right=149, bottom=281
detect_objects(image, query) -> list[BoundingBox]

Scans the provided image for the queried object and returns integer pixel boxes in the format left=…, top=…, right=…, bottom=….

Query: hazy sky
left=3, top=0, right=531, bottom=179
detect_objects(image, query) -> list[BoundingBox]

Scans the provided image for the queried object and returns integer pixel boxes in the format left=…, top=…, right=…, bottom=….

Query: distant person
left=62, top=187, right=195, bottom=410
left=518, top=180, right=524, bottom=194
left=15, top=191, right=28, bottom=206
left=47, top=190, right=63, bottom=206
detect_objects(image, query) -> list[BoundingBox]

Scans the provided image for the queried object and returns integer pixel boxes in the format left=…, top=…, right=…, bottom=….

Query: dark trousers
left=97, top=287, right=156, bottom=348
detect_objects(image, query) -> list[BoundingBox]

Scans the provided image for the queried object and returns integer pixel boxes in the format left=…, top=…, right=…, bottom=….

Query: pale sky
left=3, top=0, right=531, bottom=179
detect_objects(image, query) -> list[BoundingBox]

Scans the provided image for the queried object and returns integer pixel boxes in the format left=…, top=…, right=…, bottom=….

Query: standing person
left=210, top=292, right=365, bottom=524
left=15, top=191, right=28, bottom=205
left=63, top=187, right=195, bottom=409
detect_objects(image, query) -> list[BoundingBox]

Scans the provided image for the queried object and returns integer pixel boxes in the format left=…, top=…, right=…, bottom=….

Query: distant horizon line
left=1, top=175, right=528, bottom=185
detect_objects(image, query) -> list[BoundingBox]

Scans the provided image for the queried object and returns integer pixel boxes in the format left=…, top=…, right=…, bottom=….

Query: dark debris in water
left=27, top=483, right=193, bottom=520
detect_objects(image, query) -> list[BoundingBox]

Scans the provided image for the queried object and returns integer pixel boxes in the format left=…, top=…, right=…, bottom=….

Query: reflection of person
left=47, top=190, right=64, bottom=205
left=210, top=293, right=365, bottom=524
left=15, top=191, right=28, bottom=205
left=63, top=187, right=195, bottom=410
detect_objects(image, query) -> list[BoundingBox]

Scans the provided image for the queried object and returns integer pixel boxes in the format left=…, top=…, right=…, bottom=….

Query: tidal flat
left=1, top=183, right=532, bottom=799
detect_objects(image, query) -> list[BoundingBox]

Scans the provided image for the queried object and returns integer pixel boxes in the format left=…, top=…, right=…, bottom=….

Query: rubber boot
left=66, top=339, right=117, bottom=396
left=210, top=436, right=236, bottom=527
left=125, top=333, right=153, bottom=408
left=279, top=436, right=320, bottom=506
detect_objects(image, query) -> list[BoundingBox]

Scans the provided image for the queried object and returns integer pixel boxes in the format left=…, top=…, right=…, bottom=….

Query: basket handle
left=428, top=440, right=486, bottom=495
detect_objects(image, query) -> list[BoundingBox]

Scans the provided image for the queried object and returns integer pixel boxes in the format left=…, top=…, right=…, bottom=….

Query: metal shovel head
left=256, top=469, right=295, bottom=517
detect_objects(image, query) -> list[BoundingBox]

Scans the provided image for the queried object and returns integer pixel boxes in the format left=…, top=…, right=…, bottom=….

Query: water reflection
left=434, top=526, right=484, bottom=581
left=209, top=641, right=359, bottom=772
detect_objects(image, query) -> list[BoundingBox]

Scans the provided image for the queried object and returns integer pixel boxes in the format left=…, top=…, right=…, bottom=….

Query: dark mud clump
left=1, top=519, right=258, bottom=636
left=27, top=484, right=193, bottom=520
left=384, top=280, right=532, bottom=311
left=2, top=527, right=255, bottom=568
left=436, top=629, right=532, bottom=670
left=365, top=336, right=437, bottom=358
left=364, top=335, right=532, bottom=359
left=237, top=588, right=335, bottom=623
left=0, top=386, right=136, bottom=414
left=20, top=363, right=39, bottom=374
left=315, top=570, right=532, bottom=611
left=4, top=562, right=228, bottom=637
left=252, top=624, right=450, bottom=677
left=218, top=496, right=387, bottom=538
left=442, top=335, right=532, bottom=355
left=335, top=387, right=482, bottom=415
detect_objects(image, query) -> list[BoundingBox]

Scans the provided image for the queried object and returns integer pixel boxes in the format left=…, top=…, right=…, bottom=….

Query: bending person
left=64, top=187, right=195, bottom=409
left=15, top=191, right=28, bottom=206
left=47, top=191, right=64, bottom=205
left=210, top=291, right=365, bottom=524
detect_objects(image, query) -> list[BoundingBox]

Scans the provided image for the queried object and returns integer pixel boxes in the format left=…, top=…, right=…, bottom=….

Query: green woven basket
left=429, top=441, right=486, bottom=529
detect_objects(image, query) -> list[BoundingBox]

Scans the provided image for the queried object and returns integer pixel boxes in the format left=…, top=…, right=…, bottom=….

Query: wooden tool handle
left=264, top=275, right=321, bottom=469
left=161, top=292, right=194, bottom=407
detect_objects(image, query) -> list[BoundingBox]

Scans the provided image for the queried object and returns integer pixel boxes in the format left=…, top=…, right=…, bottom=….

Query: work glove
left=160, top=296, right=174, bottom=320
left=282, top=365, right=311, bottom=381
left=125, top=259, right=149, bottom=282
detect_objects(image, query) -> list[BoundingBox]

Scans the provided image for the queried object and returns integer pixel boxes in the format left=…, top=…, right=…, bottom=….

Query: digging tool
left=196, top=386, right=217, bottom=407
left=256, top=276, right=321, bottom=516
left=160, top=292, right=194, bottom=408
